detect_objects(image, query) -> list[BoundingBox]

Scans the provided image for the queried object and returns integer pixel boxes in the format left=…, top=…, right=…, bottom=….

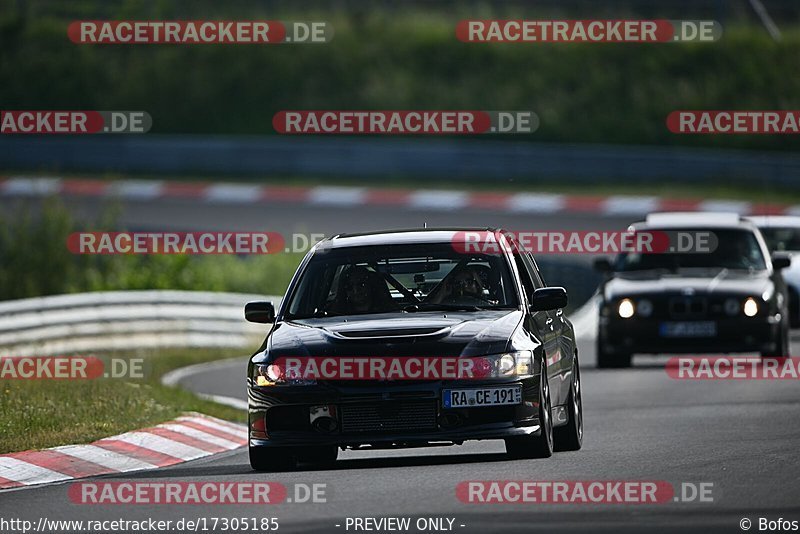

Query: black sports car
left=245, top=229, right=582, bottom=470
left=594, top=213, right=791, bottom=368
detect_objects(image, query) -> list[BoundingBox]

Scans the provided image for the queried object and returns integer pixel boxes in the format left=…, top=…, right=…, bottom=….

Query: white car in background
left=748, top=216, right=800, bottom=327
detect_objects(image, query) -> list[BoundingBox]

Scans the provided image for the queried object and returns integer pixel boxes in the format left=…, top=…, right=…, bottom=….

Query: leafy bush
left=0, top=199, right=301, bottom=301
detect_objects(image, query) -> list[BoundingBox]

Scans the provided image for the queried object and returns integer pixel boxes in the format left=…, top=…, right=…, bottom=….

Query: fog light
left=744, top=297, right=759, bottom=317
left=310, top=405, right=337, bottom=433
left=638, top=299, right=653, bottom=317
left=618, top=299, right=635, bottom=319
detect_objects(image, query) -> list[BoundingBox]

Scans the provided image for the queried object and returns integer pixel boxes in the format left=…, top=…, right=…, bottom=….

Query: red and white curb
left=0, top=413, right=246, bottom=490
left=1, top=176, right=795, bottom=216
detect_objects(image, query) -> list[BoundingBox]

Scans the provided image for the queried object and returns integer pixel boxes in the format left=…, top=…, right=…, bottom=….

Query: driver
left=333, top=266, right=397, bottom=314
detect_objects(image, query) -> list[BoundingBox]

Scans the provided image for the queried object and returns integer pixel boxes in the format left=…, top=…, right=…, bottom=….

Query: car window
left=523, top=253, right=546, bottom=289
left=513, top=253, right=536, bottom=304
left=759, top=227, right=800, bottom=252
left=285, top=242, right=519, bottom=319
left=615, top=228, right=767, bottom=272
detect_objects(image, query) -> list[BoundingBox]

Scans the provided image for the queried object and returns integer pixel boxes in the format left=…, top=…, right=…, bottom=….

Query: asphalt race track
left=2, top=331, right=800, bottom=533
left=1, top=198, right=799, bottom=533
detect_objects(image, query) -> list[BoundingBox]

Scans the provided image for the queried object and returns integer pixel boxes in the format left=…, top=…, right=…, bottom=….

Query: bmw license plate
left=443, top=386, right=522, bottom=408
left=659, top=321, right=717, bottom=337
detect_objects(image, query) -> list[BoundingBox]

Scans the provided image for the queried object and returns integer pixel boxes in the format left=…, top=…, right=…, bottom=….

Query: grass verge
left=0, top=348, right=247, bottom=454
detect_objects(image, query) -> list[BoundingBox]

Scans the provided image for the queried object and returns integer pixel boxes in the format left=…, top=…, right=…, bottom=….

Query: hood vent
left=330, top=326, right=448, bottom=340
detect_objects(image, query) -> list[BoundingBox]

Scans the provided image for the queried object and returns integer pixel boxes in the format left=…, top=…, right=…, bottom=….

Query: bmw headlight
left=743, top=297, right=759, bottom=317
left=618, top=298, right=635, bottom=319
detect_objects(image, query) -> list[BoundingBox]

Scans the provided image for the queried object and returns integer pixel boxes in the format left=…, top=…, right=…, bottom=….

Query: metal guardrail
left=2, top=136, right=800, bottom=188
left=0, top=290, right=281, bottom=357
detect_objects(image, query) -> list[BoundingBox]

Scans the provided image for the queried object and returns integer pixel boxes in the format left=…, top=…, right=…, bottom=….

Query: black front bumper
left=599, top=315, right=781, bottom=354
left=248, top=378, right=540, bottom=448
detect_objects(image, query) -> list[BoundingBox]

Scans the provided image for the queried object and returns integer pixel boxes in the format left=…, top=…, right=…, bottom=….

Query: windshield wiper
left=404, top=303, right=485, bottom=312
left=287, top=310, right=340, bottom=320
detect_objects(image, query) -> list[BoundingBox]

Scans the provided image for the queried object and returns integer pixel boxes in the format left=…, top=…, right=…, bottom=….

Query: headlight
left=476, top=351, right=533, bottom=378
left=743, top=297, right=759, bottom=317
left=252, top=363, right=316, bottom=386
left=498, top=354, right=516, bottom=375
left=637, top=299, right=653, bottom=317
left=618, top=298, right=635, bottom=319
left=723, top=298, right=740, bottom=316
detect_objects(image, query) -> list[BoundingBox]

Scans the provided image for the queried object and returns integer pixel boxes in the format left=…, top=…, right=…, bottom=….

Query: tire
left=249, top=446, right=295, bottom=471
left=505, top=360, right=553, bottom=459
left=596, top=340, right=632, bottom=369
left=554, top=353, right=583, bottom=452
left=761, top=324, right=790, bottom=359
left=297, top=446, right=338, bottom=468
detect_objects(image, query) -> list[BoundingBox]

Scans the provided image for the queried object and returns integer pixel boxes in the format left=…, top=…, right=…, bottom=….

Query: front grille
left=340, top=400, right=437, bottom=434
left=668, top=296, right=708, bottom=318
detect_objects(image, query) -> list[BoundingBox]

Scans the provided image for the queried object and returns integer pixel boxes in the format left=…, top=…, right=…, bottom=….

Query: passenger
left=431, top=265, right=486, bottom=304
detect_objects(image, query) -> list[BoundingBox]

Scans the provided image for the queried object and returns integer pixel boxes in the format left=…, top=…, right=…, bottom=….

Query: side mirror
left=593, top=258, right=613, bottom=272
left=531, top=287, right=568, bottom=312
left=772, top=253, right=792, bottom=271
left=245, top=301, right=275, bottom=323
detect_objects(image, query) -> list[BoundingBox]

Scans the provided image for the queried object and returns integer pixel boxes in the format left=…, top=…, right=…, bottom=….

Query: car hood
left=263, top=310, right=523, bottom=359
left=604, top=269, right=773, bottom=299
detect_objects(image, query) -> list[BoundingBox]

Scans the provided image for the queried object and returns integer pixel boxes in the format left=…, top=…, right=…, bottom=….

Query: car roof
left=633, top=212, right=755, bottom=230
left=746, top=215, right=800, bottom=228
left=322, top=228, right=503, bottom=249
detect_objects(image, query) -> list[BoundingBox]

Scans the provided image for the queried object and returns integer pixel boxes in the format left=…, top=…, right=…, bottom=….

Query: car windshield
left=758, top=227, right=800, bottom=252
left=614, top=228, right=767, bottom=272
left=284, top=242, right=519, bottom=319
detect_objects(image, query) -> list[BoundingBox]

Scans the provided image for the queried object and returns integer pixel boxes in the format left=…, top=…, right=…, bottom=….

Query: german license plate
left=443, top=386, right=522, bottom=408
left=659, top=321, right=717, bottom=337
